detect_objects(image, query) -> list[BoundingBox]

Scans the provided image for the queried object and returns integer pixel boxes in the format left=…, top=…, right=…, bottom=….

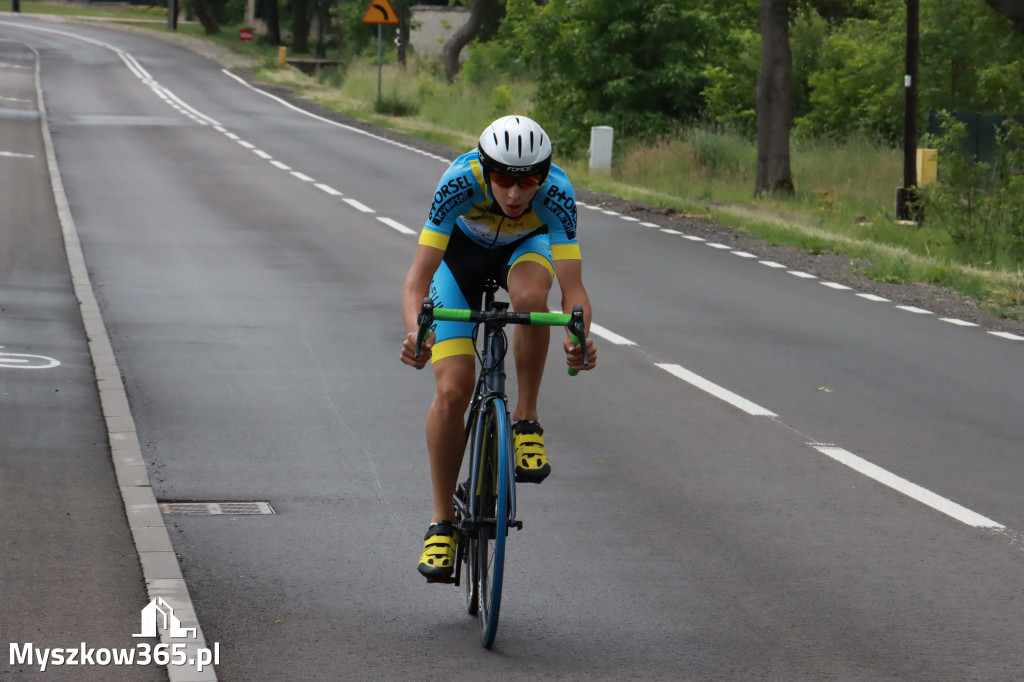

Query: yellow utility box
left=916, top=148, right=938, bottom=186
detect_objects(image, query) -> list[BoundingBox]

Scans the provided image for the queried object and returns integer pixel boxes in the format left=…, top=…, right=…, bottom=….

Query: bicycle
left=413, top=279, right=587, bottom=649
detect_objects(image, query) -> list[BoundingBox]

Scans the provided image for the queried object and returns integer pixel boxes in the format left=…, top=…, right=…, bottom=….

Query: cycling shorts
left=428, top=228, right=554, bottom=363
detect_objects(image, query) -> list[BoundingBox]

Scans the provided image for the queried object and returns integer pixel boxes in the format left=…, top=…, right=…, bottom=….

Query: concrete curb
left=29, top=37, right=218, bottom=682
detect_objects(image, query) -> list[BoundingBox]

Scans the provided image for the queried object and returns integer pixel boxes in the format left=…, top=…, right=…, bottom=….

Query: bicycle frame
left=462, top=283, right=520, bottom=534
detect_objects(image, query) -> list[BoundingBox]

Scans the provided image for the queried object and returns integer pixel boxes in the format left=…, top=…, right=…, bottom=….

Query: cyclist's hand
left=401, top=331, right=435, bottom=369
left=563, top=336, right=596, bottom=371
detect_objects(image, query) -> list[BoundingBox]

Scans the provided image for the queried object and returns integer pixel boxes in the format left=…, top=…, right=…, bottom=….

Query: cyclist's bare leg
left=507, top=260, right=554, bottom=423
left=427, top=354, right=476, bottom=523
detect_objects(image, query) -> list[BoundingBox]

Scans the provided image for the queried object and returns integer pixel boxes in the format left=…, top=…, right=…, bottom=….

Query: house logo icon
left=133, top=597, right=197, bottom=639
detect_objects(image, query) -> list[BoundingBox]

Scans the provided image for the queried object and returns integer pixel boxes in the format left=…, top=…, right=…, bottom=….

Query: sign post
left=361, top=0, right=400, bottom=102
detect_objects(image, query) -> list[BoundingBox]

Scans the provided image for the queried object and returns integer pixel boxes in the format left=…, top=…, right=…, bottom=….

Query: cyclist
left=400, top=115, right=597, bottom=579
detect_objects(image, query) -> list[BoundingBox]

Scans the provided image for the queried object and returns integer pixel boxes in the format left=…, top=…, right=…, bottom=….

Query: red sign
left=239, top=28, right=254, bottom=42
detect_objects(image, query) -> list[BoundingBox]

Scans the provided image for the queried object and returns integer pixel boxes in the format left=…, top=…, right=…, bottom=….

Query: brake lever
left=414, top=297, right=434, bottom=368
left=567, top=305, right=587, bottom=376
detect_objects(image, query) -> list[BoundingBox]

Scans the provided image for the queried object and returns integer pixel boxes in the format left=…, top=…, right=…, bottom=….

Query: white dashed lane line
left=656, top=363, right=777, bottom=417
left=376, top=217, right=416, bottom=235
left=315, top=183, right=343, bottom=196
left=342, top=197, right=375, bottom=213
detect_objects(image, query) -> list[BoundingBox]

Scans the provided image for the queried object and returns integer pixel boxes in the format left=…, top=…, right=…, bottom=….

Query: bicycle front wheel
left=472, top=397, right=511, bottom=649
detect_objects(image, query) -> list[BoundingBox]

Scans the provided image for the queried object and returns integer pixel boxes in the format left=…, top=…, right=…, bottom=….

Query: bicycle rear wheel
left=469, top=397, right=510, bottom=649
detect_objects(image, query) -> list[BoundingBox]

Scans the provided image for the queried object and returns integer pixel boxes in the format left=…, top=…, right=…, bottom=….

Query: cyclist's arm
left=552, top=258, right=592, bottom=335
left=402, top=244, right=445, bottom=335
left=552, top=258, right=596, bottom=370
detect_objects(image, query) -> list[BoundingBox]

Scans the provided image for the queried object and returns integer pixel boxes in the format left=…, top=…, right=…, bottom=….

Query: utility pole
left=167, top=0, right=178, bottom=30
left=897, top=0, right=920, bottom=220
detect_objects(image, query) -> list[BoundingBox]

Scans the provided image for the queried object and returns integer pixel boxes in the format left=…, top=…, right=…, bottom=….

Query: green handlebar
left=530, top=312, right=572, bottom=326
left=422, top=307, right=583, bottom=377
left=431, top=308, right=572, bottom=326
left=432, top=308, right=472, bottom=322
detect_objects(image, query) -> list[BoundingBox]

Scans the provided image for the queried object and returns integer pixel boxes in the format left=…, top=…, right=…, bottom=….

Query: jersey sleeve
left=418, top=152, right=485, bottom=252
left=536, top=165, right=581, bottom=260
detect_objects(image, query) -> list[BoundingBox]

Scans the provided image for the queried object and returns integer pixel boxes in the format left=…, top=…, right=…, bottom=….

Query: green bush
left=921, top=113, right=1024, bottom=269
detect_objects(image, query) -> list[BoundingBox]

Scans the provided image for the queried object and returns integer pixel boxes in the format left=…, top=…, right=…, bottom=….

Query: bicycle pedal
left=425, top=576, right=457, bottom=585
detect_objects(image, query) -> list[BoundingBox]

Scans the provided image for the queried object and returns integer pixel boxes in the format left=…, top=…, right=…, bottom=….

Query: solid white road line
left=812, top=445, right=1005, bottom=529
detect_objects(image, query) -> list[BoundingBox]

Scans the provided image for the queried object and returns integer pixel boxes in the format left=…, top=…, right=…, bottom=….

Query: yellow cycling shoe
left=417, top=521, right=456, bottom=579
left=513, top=421, right=550, bottom=483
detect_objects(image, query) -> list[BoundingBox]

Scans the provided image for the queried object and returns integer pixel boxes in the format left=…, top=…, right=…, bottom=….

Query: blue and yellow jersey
left=418, top=151, right=581, bottom=261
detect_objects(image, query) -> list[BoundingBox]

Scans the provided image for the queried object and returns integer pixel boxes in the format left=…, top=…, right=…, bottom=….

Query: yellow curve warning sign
left=362, top=0, right=399, bottom=25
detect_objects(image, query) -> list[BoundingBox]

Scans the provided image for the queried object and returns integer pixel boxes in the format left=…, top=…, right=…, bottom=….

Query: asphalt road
left=2, top=16, right=1022, bottom=681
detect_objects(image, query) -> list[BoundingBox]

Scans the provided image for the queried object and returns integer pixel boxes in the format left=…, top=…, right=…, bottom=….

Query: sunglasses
left=490, top=172, right=542, bottom=190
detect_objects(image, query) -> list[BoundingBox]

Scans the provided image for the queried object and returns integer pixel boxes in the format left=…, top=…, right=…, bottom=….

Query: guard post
left=589, top=126, right=614, bottom=175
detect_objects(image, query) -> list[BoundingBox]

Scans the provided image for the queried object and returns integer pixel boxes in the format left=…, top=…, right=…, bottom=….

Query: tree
left=443, top=0, right=495, bottom=84
left=191, top=0, right=221, bottom=34
left=983, top=0, right=1024, bottom=34
left=755, top=0, right=794, bottom=195
left=262, top=0, right=282, bottom=46
left=293, top=0, right=311, bottom=53
left=497, top=0, right=726, bottom=154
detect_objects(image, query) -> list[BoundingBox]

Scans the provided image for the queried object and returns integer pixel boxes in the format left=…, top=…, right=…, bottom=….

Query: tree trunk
left=191, top=0, right=220, bottom=34
left=755, top=0, right=795, bottom=196
left=983, top=0, right=1024, bottom=34
left=293, top=0, right=310, bottom=53
left=265, top=0, right=281, bottom=46
left=442, top=0, right=489, bottom=84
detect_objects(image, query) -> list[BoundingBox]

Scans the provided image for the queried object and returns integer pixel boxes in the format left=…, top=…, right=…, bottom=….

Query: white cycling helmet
left=478, top=115, right=552, bottom=181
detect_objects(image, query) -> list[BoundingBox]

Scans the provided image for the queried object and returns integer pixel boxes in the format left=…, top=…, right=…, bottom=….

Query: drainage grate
left=158, top=501, right=276, bottom=516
